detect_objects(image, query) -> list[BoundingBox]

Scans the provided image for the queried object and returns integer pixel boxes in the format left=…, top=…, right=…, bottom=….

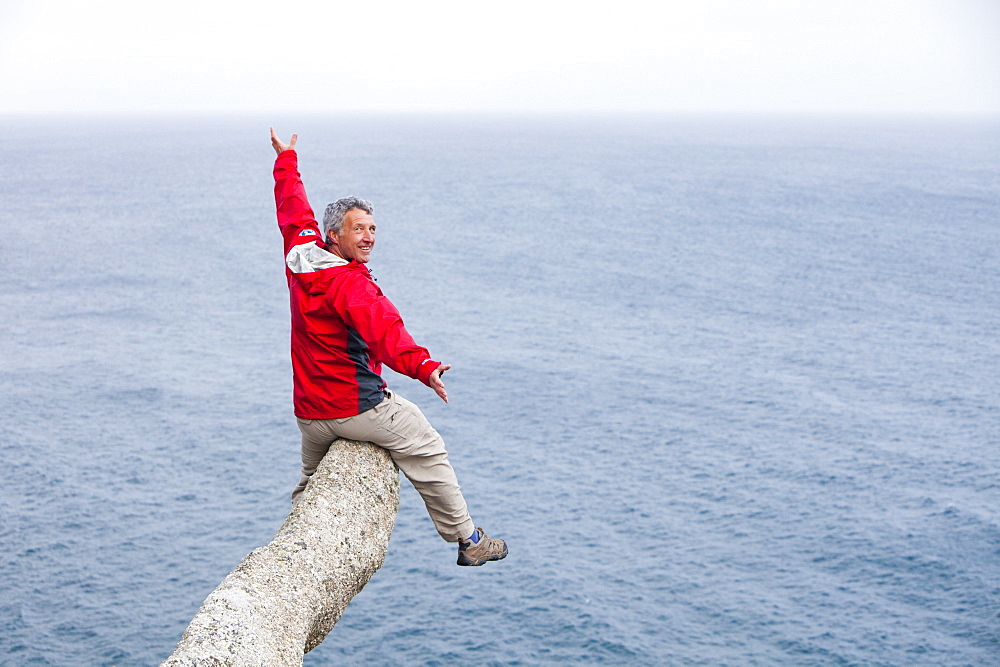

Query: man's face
left=329, top=208, right=376, bottom=263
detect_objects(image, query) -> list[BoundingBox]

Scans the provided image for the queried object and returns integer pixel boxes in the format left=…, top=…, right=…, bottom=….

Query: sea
left=0, top=113, right=998, bottom=665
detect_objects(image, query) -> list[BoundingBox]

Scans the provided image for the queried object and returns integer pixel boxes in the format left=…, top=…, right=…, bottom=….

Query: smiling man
left=270, top=128, right=507, bottom=567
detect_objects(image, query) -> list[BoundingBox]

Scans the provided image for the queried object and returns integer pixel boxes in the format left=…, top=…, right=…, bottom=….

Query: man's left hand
left=429, top=364, right=452, bottom=403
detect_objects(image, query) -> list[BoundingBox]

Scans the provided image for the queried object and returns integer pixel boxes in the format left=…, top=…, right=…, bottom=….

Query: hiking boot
left=457, top=527, right=508, bottom=566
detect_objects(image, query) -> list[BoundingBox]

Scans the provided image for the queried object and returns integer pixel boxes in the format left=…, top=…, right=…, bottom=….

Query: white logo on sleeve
left=298, top=229, right=317, bottom=236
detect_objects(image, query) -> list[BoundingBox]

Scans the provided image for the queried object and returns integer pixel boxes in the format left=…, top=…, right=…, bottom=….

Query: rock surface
left=162, top=440, right=399, bottom=666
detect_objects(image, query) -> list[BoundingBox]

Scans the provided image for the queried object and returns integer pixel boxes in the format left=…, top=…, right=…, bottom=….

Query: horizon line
left=3, top=108, right=1000, bottom=119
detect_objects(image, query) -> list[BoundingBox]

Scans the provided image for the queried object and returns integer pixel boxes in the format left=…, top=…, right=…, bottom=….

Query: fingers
left=269, top=127, right=297, bottom=155
left=431, top=364, right=451, bottom=403
left=430, top=365, right=451, bottom=387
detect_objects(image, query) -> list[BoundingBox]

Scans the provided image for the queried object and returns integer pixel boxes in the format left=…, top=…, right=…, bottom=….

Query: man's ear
left=326, top=231, right=338, bottom=248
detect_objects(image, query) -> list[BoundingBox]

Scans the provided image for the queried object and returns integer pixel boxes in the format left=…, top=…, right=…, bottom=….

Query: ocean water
left=1, top=113, right=998, bottom=665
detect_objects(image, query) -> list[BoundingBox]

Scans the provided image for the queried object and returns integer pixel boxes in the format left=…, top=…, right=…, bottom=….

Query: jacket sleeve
left=333, top=272, right=442, bottom=386
left=273, top=150, right=323, bottom=256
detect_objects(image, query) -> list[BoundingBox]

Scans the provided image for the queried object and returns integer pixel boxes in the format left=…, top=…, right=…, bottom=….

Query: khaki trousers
left=294, top=390, right=475, bottom=542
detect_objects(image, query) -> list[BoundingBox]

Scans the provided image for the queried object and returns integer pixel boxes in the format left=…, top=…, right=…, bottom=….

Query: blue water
left=1, top=113, right=998, bottom=665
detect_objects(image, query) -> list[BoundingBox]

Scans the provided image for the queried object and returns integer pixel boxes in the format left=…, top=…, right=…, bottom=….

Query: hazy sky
left=1, top=0, right=998, bottom=115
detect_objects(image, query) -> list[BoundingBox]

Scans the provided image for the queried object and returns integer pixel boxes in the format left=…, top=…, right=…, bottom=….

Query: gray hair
left=323, top=196, right=375, bottom=240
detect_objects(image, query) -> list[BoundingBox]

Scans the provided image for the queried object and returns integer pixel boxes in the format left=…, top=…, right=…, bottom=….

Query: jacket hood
left=287, top=242, right=367, bottom=296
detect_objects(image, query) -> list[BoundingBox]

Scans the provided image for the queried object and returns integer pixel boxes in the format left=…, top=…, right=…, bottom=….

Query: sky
left=1, top=0, right=998, bottom=115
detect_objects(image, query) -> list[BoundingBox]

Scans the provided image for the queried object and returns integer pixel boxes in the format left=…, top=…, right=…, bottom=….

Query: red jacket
left=273, top=150, right=441, bottom=418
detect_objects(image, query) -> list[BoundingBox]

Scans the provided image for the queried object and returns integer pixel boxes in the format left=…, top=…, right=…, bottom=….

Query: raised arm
left=272, top=129, right=323, bottom=256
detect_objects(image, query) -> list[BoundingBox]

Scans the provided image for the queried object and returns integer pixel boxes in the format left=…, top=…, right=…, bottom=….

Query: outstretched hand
left=429, top=364, right=452, bottom=403
left=270, top=127, right=297, bottom=155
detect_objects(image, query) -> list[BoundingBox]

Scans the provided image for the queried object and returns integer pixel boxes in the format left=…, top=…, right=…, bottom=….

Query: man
left=270, top=128, right=507, bottom=567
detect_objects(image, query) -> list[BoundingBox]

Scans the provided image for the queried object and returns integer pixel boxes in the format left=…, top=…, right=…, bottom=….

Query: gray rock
left=162, top=440, right=399, bottom=666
